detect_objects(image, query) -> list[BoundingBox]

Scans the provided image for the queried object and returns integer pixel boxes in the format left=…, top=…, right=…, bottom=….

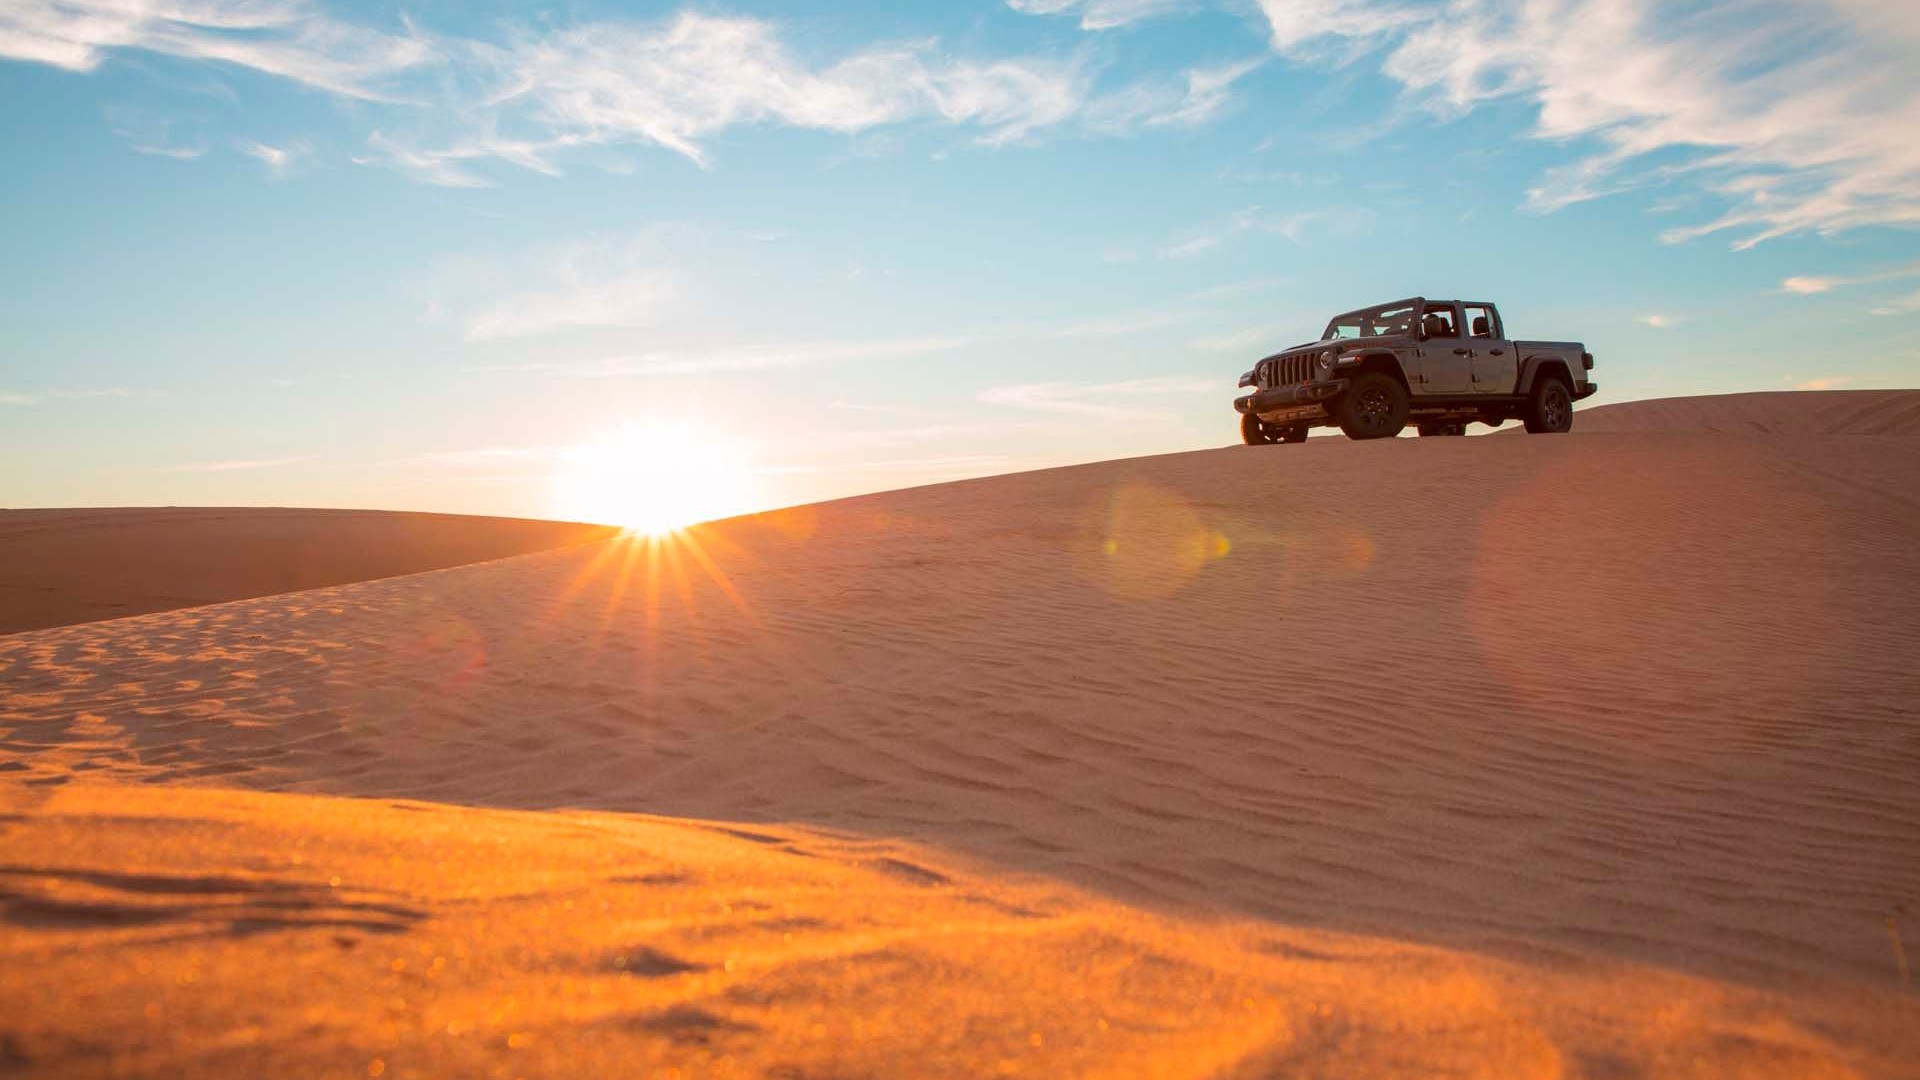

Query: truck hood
left=1256, top=333, right=1413, bottom=364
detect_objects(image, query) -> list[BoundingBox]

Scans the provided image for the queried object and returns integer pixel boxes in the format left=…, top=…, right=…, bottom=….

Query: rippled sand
left=4, top=391, right=1918, bottom=1077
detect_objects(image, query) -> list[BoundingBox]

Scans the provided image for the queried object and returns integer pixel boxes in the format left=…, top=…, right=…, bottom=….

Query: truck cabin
left=1321, top=298, right=1505, bottom=343
left=1415, top=301, right=1504, bottom=343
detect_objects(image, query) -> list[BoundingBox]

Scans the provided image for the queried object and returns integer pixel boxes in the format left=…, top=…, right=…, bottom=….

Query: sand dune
left=0, top=507, right=619, bottom=634
left=4, top=391, right=1919, bottom=1075
left=1567, top=388, right=1920, bottom=436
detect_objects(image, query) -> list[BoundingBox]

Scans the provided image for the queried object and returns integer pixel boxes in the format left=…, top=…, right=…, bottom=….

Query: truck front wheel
left=1522, top=377, right=1574, bottom=434
left=1240, top=412, right=1273, bottom=445
left=1335, top=374, right=1409, bottom=439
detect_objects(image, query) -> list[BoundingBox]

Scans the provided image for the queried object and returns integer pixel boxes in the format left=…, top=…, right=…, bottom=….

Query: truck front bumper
left=1233, top=381, right=1344, bottom=415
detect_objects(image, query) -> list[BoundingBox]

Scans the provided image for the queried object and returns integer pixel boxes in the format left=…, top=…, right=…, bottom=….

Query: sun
left=551, top=424, right=759, bottom=537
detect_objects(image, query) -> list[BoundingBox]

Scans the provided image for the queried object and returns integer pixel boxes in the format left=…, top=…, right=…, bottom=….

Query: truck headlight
left=1318, top=349, right=1336, bottom=374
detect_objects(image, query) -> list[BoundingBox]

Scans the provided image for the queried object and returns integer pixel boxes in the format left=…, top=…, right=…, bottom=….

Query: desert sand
left=0, top=507, right=619, bottom=634
left=3, top=390, right=1919, bottom=1077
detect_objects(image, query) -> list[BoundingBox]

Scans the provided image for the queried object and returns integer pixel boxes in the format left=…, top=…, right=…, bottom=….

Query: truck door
left=1464, top=303, right=1516, bottom=394
left=1415, top=302, right=1471, bottom=394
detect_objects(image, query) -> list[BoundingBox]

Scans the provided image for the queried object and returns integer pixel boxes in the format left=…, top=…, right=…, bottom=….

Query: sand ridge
left=1551, top=388, right=1920, bottom=437
left=0, top=507, right=620, bottom=634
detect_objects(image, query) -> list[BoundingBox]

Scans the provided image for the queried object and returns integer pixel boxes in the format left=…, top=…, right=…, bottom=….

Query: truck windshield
left=1323, top=304, right=1415, bottom=340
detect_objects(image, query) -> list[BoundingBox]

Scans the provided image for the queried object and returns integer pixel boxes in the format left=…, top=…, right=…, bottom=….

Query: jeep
left=1233, top=298, right=1597, bottom=442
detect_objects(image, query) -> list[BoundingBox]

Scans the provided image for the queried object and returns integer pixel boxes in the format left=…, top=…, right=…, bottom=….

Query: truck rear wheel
left=1522, top=377, right=1574, bottom=434
left=1335, top=374, right=1409, bottom=440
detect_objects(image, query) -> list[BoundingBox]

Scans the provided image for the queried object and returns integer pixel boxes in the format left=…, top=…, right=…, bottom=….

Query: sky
left=2, top=0, right=1917, bottom=523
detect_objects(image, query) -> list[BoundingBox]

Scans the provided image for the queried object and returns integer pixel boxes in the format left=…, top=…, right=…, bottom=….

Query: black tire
left=1522, top=377, right=1574, bottom=434
left=1280, top=426, right=1309, bottom=444
left=1335, top=373, right=1409, bottom=440
left=1240, top=411, right=1274, bottom=445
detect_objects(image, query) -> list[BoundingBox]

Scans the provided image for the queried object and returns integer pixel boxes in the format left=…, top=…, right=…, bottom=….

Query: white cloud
left=1254, top=0, right=1425, bottom=52
left=978, top=375, right=1221, bottom=419
left=1156, top=206, right=1365, bottom=259
left=0, top=0, right=430, bottom=99
left=502, top=336, right=977, bottom=376
left=1638, top=313, right=1677, bottom=328
left=1779, top=261, right=1920, bottom=297
left=1791, top=375, right=1855, bottom=390
left=239, top=139, right=309, bottom=174
left=1782, top=276, right=1840, bottom=295
left=1869, top=289, right=1920, bottom=316
left=130, top=141, right=203, bottom=160
left=1188, top=324, right=1294, bottom=351
left=1378, top=0, right=1920, bottom=249
left=1158, top=235, right=1221, bottom=260
left=409, top=445, right=566, bottom=467
left=1048, top=309, right=1207, bottom=339
left=0, top=387, right=152, bottom=406
left=1006, top=0, right=1199, bottom=31
left=169, top=456, right=312, bottom=472
left=1085, top=57, right=1264, bottom=132
left=466, top=269, right=675, bottom=341
left=443, top=12, right=1088, bottom=174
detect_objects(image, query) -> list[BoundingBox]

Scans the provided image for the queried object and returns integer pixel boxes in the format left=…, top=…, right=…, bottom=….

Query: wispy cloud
left=408, top=446, right=566, bottom=467
left=0, top=387, right=154, bottom=406
left=239, top=139, right=310, bottom=174
left=498, top=336, right=977, bottom=376
left=1254, top=0, right=1426, bottom=52
left=1047, top=310, right=1207, bottom=339
left=1158, top=235, right=1220, bottom=260
left=408, top=12, right=1090, bottom=178
left=1376, top=0, right=1920, bottom=248
left=1005, top=0, right=1200, bottom=31
left=1017, top=0, right=1920, bottom=249
left=1790, top=375, right=1855, bottom=390
left=170, top=456, right=312, bottom=472
left=466, top=270, right=676, bottom=341
left=1638, top=313, right=1678, bottom=329
left=1085, top=57, right=1264, bottom=132
left=1187, top=323, right=1296, bottom=352
left=1869, top=289, right=1920, bottom=316
left=130, top=141, right=204, bottom=160
left=1156, top=206, right=1365, bottom=260
left=978, top=375, right=1220, bottom=419
left=1780, top=261, right=1920, bottom=296
left=0, top=0, right=431, bottom=100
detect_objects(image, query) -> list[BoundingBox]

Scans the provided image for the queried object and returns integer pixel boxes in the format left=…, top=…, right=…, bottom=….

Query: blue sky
left=2, top=0, right=1917, bottom=521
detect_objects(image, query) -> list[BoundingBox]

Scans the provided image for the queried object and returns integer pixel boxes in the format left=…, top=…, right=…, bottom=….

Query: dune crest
left=0, top=507, right=619, bottom=634
left=1568, top=389, right=1920, bottom=436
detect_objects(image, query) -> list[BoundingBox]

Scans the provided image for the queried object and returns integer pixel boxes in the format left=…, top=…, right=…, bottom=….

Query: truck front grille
left=1261, top=354, right=1313, bottom=388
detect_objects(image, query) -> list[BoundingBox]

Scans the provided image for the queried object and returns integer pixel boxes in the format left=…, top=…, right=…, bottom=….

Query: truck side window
left=1421, top=306, right=1457, bottom=338
left=1464, top=304, right=1496, bottom=338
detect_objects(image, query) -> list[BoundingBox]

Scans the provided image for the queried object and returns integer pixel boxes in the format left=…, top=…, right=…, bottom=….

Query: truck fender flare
left=1516, top=357, right=1572, bottom=397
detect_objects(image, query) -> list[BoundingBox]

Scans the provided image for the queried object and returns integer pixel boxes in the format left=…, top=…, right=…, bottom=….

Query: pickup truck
left=1233, top=297, right=1596, bottom=442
